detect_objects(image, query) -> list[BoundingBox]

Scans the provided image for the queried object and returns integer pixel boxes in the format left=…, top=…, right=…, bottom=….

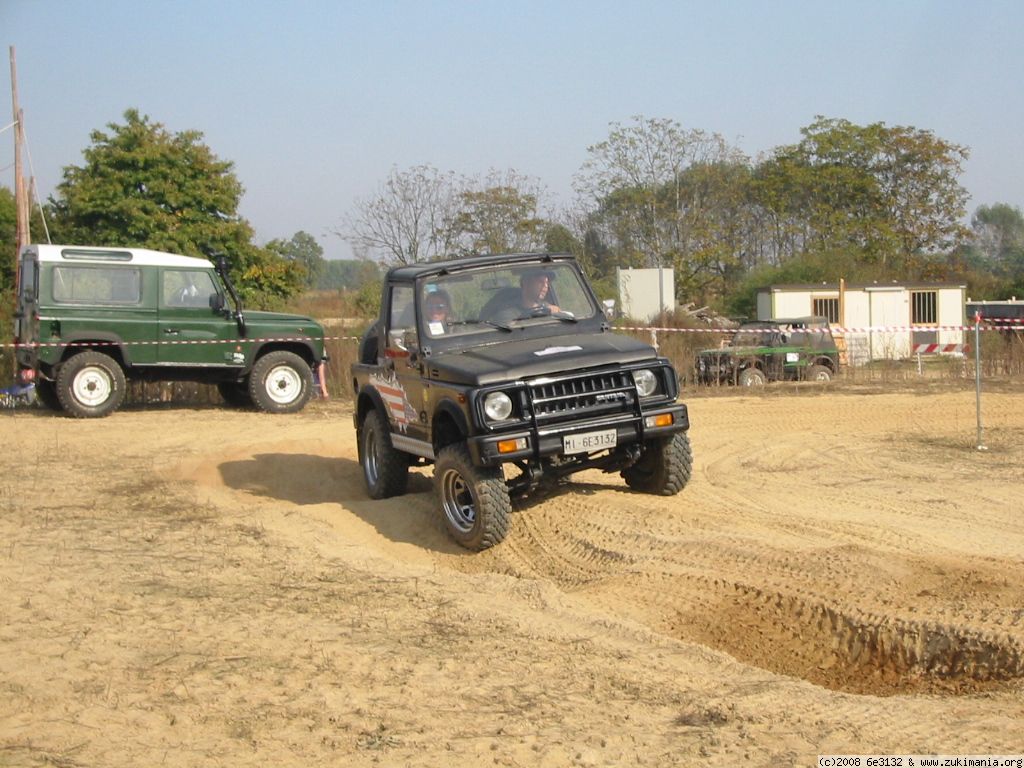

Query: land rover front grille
left=528, top=370, right=636, bottom=423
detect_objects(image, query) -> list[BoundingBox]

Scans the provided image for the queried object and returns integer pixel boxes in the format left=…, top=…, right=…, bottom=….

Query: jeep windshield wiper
left=481, top=319, right=513, bottom=332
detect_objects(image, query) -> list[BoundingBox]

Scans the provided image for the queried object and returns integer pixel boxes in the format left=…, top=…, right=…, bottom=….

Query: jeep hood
left=697, top=344, right=759, bottom=357
left=427, top=332, right=658, bottom=386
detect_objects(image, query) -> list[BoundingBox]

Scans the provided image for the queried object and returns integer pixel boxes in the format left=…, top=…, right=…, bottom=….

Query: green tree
left=970, top=204, right=1024, bottom=278
left=316, top=259, right=381, bottom=291
left=576, top=116, right=750, bottom=303
left=1, top=187, right=16, bottom=293
left=266, top=231, right=326, bottom=288
left=451, top=170, right=549, bottom=255
left=342, top=164, right=461, bottom=264
left=754, top=117, right=969, bottom=274
left=46, top=109, right=300, bottom=307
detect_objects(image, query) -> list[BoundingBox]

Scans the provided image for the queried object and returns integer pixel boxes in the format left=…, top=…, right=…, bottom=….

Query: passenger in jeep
left=424, top=289, right=453, bottom=334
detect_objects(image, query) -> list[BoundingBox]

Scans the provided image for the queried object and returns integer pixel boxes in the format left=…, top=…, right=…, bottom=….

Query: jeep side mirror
left=602, top=299, right=616, bottom=320
left=210, top=293, right=226, bottom=312
left=388, top=329, right=407, bottom=352
left=403, top=328, right=420, bottom=366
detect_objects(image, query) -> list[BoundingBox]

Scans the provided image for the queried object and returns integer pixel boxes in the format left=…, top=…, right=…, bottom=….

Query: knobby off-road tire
left=217, top=380, right=253, bottom=408
left=359, top=409, right=409, bottom=499
left=248, top=351, right=313, bottom=414
left=434, top=444, right=511, bottom=551
left=806, top=364, right=833, bottom=382
left=738, top=367, right=766, bottom=386
left=34, top=379, right=62, bottom=411
left=623, top=432, right=693, bottom=496
left=55, top=350, right=127, bottom=418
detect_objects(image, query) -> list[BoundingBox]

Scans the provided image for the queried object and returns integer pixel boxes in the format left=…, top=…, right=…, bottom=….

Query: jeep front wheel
left=56, top=350, right=126, bottom=418
left=359, top=409, right=409, bottom=499
left=248, top=351, right=313, bottom=413
left=435, top=444, right=511, bottom=551
left=623, top=432, right=693, bottom=496
left=738, top=368, right=766, bottom=386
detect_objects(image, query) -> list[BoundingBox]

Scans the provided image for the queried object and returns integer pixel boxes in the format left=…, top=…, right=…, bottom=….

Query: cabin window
left=812, top=297, right=840, bottom=324
left=911, top=291, right=937, bottom=324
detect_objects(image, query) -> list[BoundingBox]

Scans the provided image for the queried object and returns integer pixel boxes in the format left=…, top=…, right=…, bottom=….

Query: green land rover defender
left=695, top=316, right=840, bottom=386
left=12, top=244, right=327, bottom=417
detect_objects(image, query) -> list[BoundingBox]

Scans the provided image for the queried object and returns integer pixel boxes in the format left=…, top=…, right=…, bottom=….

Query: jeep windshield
left=418, top=262, right=600, bottom=347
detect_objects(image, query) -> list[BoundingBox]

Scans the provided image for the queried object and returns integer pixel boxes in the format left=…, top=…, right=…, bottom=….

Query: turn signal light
left=497, top=438, right=527, bottom=454
left=645, top=413, right=673, bottom=428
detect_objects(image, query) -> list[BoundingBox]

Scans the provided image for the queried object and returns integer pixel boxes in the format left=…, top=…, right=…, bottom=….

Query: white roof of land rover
left=26, top=244, right=213, bottom=269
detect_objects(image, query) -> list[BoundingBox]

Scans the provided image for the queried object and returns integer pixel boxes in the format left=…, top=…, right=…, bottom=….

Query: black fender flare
left=432, top=398, right=470, bottom=450
left=355, top=386, right=390, bottom=431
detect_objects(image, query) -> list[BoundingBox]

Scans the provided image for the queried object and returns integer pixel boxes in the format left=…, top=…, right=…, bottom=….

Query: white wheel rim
left=264, top=364, right=302, bottom=404
left=72, top=365, right=113, bottom=407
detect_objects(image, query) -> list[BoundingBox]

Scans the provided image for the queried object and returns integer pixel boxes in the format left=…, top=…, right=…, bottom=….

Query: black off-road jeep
left=695, top=316, right=839, bottom=386
left=351, top=253, right=692, bottom=550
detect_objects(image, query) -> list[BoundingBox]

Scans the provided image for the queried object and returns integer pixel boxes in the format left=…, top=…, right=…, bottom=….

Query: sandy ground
left=2, top=382, right=1023, bottom=766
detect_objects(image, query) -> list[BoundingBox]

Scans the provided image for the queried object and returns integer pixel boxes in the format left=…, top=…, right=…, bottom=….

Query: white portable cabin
left=757, top=282, right=966, bottom=364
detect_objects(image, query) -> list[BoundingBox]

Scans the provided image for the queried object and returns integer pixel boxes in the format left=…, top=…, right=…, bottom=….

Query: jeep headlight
left=483, top=391, right=514, bottom=421
left=632, top=368, right=658, bottom=397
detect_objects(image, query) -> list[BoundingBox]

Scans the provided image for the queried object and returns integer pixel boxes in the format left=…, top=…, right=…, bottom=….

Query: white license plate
left=563, top=429, right=617, bottom=454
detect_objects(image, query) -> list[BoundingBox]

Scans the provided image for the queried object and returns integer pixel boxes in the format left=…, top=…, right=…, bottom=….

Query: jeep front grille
left=528, top=370, right=637, bottom=424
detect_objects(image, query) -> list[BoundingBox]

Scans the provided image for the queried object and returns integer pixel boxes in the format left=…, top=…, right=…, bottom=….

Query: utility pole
left=10, top=45, right=31, bottom=282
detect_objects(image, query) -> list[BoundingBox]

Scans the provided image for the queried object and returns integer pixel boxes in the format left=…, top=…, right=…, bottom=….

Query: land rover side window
left=162, top=270, right=219, bottom=308
left=52, top=266, right=142, bottom=304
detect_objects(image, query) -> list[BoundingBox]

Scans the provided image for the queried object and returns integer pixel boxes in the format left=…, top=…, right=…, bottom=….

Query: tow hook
left=622, top=444, right=643, bottom=469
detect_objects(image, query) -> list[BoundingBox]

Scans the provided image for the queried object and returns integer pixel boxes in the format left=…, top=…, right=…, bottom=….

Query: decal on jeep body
left=370, top=371, right=417, bottom=433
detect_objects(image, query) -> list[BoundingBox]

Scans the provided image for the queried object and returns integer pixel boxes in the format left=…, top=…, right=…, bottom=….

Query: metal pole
left=974, top=312, right=986, bottom=451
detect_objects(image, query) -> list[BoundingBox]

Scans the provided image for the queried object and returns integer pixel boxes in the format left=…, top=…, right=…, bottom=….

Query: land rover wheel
left=738, top=368, right=766, bottom=386
left=807, top=364, right=833, bottom=382
left=435, top=444, right=511, bottom=551
left=623, top=432, right=693, bottom=496
left=248, top=351, right=313, bottom=414
left=56, top=351, right=126, bottom=418
left=359, top=409, right=409, bottom=499
left=217, top=380, right=252, bottom=408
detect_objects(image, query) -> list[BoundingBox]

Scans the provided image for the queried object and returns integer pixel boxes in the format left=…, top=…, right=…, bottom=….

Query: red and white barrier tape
left=621, top=323, right=1023, bottom=335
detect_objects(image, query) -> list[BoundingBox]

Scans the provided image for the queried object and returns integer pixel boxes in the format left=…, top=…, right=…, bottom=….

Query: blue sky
left=3, top=0, right=1022, bottom=260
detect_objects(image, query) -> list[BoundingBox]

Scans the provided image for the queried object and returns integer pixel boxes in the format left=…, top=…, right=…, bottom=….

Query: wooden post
left=10, top=46, right=31, bottom=284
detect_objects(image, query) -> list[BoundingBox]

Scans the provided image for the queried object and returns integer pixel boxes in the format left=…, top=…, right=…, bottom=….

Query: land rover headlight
left=632, top=368, right=658, bottom=397
left=483, top=391, right=514, bottom=421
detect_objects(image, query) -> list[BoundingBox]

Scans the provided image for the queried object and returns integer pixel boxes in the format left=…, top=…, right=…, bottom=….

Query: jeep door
left=13, top=252, right=37, bottom=350
left=157, top=268, right=242, bottom=367
left=378, top=284, right=429, bottom=446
